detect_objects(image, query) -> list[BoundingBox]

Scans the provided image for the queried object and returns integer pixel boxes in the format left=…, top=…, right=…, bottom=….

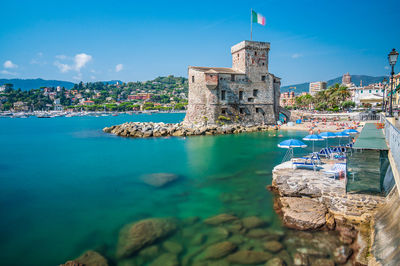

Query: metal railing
left=383, top=116, right=400, bottom=171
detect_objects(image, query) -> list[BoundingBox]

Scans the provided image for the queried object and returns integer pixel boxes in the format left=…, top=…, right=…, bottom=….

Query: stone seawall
left=103, top=122, right=272, bottom=138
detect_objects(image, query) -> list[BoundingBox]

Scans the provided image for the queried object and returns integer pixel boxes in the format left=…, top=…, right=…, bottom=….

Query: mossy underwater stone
left=149, top=253, right=179, bottom=266
left=140, top=173, right=180, bottom=188
left=116, top=218, right=178, bottom=258
left=227, top=250, right=273, bottom=264
left=204, top=214, right=238, bottom=225
left=162, top=241, right=183, bottom=254
left=242, top=216, right=267, bottom=229
left=202, top=241, right=237, bottom=259
left=61, top=250, right=108, bottom=266
left=263, top=241, right=283, bottom=253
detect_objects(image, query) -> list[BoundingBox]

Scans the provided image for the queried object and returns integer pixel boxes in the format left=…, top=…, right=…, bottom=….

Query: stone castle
left=184, top=40, right=281, bottom=126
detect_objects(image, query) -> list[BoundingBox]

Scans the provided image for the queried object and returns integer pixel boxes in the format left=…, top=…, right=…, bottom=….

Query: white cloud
left=56, top=54, right=67, bottom=60
left=0, top=70, right=17, bottom=75
left=74, top=53, right=92, bottom=71
left=115, top=63, right=123, bottom=72
left=90, top=75, right=96, bottom=80
left=291, top=53, right=303, bottom=59
left=54, top=53, right=92, bottom=75
left=4, top=60, right=17, bottom=69
left=54, top=61, right=72, bottom=73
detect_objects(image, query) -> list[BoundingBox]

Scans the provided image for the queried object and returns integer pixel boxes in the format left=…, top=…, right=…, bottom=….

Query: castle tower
left=231, top=41, right=270, bottom=82
left=184, top=40, right=280, bottom=126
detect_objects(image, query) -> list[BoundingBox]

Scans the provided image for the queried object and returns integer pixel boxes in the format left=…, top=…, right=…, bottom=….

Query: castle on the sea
left=184, top=40, right=281, bottom=126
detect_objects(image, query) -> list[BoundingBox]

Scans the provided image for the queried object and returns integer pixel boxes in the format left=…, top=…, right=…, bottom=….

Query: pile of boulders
left=103, top=122, right=271, bottom=138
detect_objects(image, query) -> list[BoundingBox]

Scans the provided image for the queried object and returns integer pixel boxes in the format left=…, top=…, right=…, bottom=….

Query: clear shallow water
left=0, top=114, right=343, bottom=265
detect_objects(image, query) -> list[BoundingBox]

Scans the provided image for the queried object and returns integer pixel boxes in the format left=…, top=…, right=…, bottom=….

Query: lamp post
left=388, top=48, right=399, bottom=117
left=382, top=78, right=387, bottom=112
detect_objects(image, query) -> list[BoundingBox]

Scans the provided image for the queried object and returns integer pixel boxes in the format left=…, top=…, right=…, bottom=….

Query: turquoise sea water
left=0, top=114, right=337, bottom=265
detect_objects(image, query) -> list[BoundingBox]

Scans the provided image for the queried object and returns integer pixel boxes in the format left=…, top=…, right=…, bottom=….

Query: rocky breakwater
left=270, top=161, right=386, bottom=265
left=103, top=122, right=271, bottom=138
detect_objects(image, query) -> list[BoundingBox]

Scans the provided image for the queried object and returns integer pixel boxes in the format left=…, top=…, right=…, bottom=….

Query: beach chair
left=292, top=153, right=322, bottom=171
left=318, top=147, right=333, bottom=158
left=346, top=143, right=353, bottom=148
left=324, top=163, right=346, bottom=179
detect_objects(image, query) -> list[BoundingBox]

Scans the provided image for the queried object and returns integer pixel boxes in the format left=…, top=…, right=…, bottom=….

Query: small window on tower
left=255, top=51, right=257, bottom=56
left=253, top=89, right=258, bottom=97
left=221, top=90, right=226, bottom=100
left=231, top=75, right=235, bottom=82
left=237, top=54, right=239, bottom=58
left=239, top=91, right=244, bottom=100
left=248, top=98, right=254, bottom=103
left=261, top=75, right=266, bottom=81
left=240, top=108, right=245, bottom=114
left=192, top=76, right=195, bottom=83
left=221, top=108, right=226, bottom=115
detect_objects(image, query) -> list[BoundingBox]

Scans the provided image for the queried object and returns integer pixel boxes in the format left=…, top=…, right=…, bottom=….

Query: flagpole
left=250, top=8, right=253, bottom=40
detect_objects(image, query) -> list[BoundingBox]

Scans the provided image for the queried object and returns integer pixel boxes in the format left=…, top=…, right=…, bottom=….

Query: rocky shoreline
left=103, top=122, right=272, bottom=138
left=270, top=161, right=386, bottom=265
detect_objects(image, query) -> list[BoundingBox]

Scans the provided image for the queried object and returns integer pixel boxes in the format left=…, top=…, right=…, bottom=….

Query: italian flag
left=252, top=10, right=266, bottom=26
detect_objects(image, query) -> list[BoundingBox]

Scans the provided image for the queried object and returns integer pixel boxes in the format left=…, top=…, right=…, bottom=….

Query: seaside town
left=1, top=1, right=400, bottom=266
left=0, top=76, right=188, bottom=117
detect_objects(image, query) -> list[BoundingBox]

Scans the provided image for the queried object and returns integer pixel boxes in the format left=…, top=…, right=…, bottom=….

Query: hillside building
left=309, top=81, right=327, bottom=96
left=184, top=40, right=281, bottom=126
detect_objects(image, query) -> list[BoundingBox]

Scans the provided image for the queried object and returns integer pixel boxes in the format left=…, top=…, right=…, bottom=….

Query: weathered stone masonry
left=184, top=40, right=281, bottom=126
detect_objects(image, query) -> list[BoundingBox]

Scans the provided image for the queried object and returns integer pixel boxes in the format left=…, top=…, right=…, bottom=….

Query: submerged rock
left=265, top=257, right=286, bottom=266
left=61, top=250, right=108, bottom=266
left=310, top=258, right=335, bottom=266
left=263, top=241, right=283, bottom=253
left=138, top=245, right=159, bottom=258
left=242, top=216, right=267, bottom=229
left=149, top=253, right=178, bottom=266
left=293, top=252, right=308, bottom=266
left=140, top=173, right=179, bottom=188
left=247, top=228, right=270, bottom=238
left=278, top=197, right=327, bottom=230
left=116, top=218, right=178, bottom=258
left=202, top=241, right=237, bottom=259
left=162, top=241, right=183, bottom=254
left=204, top=214, right=238, bottom=225
left=226, top=250, right=273, bottom=264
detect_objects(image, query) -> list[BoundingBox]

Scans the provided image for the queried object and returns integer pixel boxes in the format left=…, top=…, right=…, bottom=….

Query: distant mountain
left=281, top=75, right=388, bottom=94
left=0, top=78, right=125, bottom=91
left=0, top=78, right=75, bottom=91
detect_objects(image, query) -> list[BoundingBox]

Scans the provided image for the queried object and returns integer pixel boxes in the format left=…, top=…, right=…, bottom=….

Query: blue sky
left=0, top=0, right=399, bottom=86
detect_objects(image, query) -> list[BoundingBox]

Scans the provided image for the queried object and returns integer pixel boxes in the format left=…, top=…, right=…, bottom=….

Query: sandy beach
left=279, top=120, right=364, bottom=133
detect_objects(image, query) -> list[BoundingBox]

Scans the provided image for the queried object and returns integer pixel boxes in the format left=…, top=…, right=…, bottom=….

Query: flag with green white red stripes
left=252, top=10, right=266, bottom=26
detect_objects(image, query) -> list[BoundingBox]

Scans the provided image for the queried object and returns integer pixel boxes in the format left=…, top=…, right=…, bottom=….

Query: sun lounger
left=292, top=153, right=322, bottom=171
left=324, top=163, right=346, bottom=179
